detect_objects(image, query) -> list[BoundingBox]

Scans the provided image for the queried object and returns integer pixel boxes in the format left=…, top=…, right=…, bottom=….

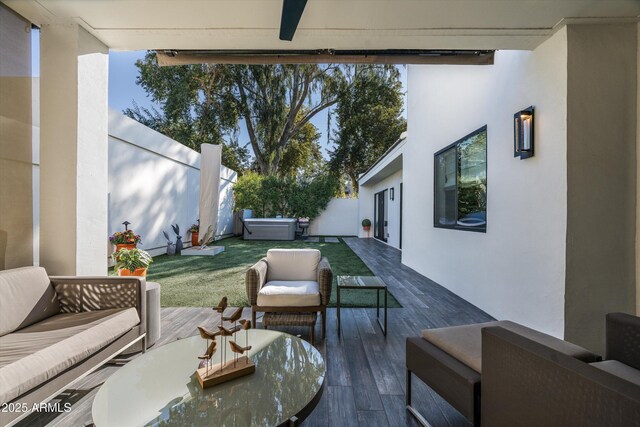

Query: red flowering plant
left=109, top=230, right=142, bottom=245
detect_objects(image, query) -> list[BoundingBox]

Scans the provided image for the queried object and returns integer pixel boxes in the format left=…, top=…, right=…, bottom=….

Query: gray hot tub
left=243, top=218, right=297, bottom=241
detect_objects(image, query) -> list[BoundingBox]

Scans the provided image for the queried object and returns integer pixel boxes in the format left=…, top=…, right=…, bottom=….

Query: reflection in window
left=434, top=126, right=487, bottom=232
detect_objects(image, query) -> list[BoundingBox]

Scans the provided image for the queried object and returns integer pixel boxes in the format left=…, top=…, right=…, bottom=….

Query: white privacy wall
left=308, top=197, right=359, bottom=236
left=108, top=110, right=237, bottom=257
left=403, top=28, right=568, bottom=337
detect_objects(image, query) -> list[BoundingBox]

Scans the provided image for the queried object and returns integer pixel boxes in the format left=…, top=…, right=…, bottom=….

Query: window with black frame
left=434, top=126, right=487, bottom=232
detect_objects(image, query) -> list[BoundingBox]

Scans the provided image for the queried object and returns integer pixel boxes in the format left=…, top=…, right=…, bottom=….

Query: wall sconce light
left=514, top=106, right=534, bottom=159
left=390, top=187, right=395, bottom=201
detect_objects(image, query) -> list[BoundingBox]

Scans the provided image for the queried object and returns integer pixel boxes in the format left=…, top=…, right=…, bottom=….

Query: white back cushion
left=0, top=267, right=60, bottom=336
left=266, top=249, right=321, bottom=282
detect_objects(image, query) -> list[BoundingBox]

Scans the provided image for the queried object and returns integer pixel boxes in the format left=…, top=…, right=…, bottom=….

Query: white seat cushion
left=266, top=249, right=320, bottom=282
left=0, top=308, right=139, bottom=403
left=257, top=280, right=320, bottom=307
left=421, top=320, right=598, bottom=373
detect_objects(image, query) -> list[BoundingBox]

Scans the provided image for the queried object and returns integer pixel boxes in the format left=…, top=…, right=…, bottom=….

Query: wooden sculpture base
left=196, top=356, right=255, bottom=388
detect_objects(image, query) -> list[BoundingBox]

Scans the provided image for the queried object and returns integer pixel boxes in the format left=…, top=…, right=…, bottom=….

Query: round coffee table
left=92, top=329, right=325, bottom=426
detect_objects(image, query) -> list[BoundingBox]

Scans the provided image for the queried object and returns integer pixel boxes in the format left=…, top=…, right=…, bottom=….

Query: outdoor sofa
left=406, top=320, right=601, bottom=426
left=481, top=313, right=640, bottom=426
left=0, top=266, right=146, bottom=426
left=246, top=248, right=332, bottom=340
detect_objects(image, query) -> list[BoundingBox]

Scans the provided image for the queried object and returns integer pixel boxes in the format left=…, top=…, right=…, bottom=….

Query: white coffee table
left=92, top=329, right=325, bottom=426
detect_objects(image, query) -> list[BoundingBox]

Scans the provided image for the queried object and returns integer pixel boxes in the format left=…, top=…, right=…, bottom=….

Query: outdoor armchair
left=246, top=249, right=333, bottom=340
left=406, top=320, right=599, bottom=426
left=604, top=312, right=640, bottom=370
left=481, top=323, right=640, bottom=426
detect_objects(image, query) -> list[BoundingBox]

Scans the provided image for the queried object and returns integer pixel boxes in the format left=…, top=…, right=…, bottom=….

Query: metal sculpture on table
left=222, top=307, right=243, bottom=332
left=215, top=297, right=228, bottom=315
left=196, top=297, right=255, bottom=389
left=239, top=319, right=251, bottom=349
left=229, top=340, right=252, bottom=368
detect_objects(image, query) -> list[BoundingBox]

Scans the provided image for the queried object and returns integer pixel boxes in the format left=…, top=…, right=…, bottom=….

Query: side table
left=337, top=276, right=388, bottom=337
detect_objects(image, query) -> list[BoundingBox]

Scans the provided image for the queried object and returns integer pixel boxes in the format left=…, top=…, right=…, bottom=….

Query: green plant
left=233, top=173, right=340, bottom=220
left=362, top=218, right=371, bottom=227
left=188, top=223, right=199, bottom=233
left=112, top=248, right=153, bottom=273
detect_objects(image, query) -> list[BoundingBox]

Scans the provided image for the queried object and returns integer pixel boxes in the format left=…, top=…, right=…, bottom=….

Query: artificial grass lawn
left=146, top=236, right=402, bottom=308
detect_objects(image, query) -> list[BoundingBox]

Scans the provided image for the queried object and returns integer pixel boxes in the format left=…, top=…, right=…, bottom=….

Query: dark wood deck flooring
left=23, top=238, right=493, bottom=427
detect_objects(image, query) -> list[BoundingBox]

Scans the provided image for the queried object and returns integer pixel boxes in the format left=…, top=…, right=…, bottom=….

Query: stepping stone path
left=305, top=237, right=320, bottom=243
left=324, top=237, right=340, bottom=243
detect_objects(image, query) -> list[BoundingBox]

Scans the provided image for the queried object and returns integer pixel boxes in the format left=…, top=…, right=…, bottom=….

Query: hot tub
left=243, top=218, right=297, bottom=241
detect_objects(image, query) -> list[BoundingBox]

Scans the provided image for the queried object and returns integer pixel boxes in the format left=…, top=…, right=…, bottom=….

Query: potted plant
left=189, top=223, right=199, bottom=246
left=109, top=230, right=142, bottom=252
left=362, top=218, right=372, bottom=232
left=112, top=248, right=153, bottom=277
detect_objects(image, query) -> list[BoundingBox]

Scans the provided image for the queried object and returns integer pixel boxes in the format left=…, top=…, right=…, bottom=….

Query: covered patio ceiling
left=4, top=0, right=640, bottom=51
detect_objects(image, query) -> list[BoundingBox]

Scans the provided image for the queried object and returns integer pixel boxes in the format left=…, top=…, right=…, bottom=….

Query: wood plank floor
left=21, top=238, right=494, bottom=427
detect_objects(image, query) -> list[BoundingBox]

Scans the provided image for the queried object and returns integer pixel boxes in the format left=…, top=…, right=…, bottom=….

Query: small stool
left=263, top=312, right=318, bottom=345
left=123, top=281, right=161, bottom=353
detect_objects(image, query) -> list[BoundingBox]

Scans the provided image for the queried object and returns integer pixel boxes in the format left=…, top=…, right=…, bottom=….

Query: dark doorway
left=374, top=189, right=388, bottom=242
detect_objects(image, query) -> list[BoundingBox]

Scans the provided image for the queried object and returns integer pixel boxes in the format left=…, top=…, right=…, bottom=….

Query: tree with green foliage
left=126, top=53, right=343, bottom=176
left=278, top=112, right=324, bottom=179
left=328, top=65, right=407, bottom=193
left=230, top=64, right=343, bottom=175
left=233, top=172, right=339, bottom=219
left=123, top=57, right=250, bottom=171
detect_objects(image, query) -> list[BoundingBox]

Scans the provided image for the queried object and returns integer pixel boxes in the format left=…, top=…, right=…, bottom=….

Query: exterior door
left=374, top=189, right=388, bottom=242
left=400, top=183, right=403, bottom=249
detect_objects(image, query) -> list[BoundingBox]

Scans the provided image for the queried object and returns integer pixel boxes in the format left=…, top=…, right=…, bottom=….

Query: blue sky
left=108, top=51, right=407, bottom=158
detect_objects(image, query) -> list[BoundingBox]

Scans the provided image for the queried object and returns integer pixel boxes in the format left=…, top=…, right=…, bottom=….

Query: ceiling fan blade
left=279, top=0, right=308, bottom=41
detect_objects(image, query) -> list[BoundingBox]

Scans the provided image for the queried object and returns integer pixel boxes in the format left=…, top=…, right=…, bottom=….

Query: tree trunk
left=349, top=173, right=359, bottom=194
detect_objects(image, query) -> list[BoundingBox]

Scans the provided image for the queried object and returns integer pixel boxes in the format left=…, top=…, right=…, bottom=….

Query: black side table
left=337, top=276, right=388, bottom=336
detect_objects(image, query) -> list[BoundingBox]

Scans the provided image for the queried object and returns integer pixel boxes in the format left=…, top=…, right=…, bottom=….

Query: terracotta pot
left=362, top=225, right=371, bottom=231
left=116, top=243, right=136, bottom=252
left=118, top=267, right=147, bottom=277
left=191, top=232, right=199, bottom=246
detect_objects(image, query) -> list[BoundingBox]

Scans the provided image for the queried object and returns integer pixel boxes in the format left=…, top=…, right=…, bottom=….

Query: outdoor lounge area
left=2, top=0, right=640, bottom=426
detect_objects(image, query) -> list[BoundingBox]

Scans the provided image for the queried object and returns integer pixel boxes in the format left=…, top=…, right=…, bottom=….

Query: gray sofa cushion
left=0, top=267, right=60, bottom=337
left=0, top=308, right=139, bottom=403
left=590, top=360, right=640, bottom=386
left=422, top=320, right=598, bottom=373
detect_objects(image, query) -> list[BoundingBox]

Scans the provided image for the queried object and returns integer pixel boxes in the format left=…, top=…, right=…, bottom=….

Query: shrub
left=233, top=173, right=339, bottom=220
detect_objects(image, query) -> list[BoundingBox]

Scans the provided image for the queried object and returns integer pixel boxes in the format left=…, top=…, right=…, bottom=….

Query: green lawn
left=144, top=236, right=401, bottom=308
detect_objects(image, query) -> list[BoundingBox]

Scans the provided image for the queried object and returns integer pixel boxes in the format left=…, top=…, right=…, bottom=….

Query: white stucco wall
left=359, top=170, right=403, bottom=249
left=108, top=110, right=236, bottom=257
left=40, top=24, right=109, bottom=275
left=309, top=197, right=359, bottom=236
left=403, top=28, right=568, bottom=337
left=637, top=21, right=640, bottom=317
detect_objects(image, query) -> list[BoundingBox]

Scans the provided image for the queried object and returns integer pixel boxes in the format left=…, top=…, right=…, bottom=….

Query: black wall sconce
left=514, top=106, right=534, bottom=159
left=390, top=187, right=395, bottom=201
